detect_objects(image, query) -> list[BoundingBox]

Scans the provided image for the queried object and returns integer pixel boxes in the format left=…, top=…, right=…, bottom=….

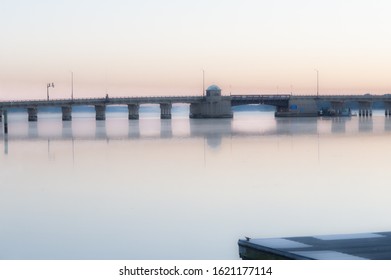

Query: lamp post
left=202, top=69, right=205, bottom=97
left=47, top=82, right=54, bottom=101
left=314, top=69, right=319, bottom=97
left=71, top=72, right=74, bottom=100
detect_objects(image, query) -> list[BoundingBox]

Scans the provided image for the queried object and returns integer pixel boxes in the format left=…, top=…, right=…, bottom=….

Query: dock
left=238, top=231, right=391, bottom=260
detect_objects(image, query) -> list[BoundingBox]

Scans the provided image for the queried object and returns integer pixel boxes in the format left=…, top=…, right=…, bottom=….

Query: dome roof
left=206, top=85, right=221, bottom=91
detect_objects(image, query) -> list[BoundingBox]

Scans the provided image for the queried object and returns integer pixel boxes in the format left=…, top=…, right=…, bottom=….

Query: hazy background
left=1, top=0, right=391, bottom=99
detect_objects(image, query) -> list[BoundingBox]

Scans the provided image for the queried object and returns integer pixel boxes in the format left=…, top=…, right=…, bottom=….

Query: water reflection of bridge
left=3, top=117, right=391, bottom=154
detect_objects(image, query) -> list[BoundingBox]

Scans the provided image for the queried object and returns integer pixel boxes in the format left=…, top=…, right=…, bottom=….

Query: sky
left=1, top=0, right=391, bottom=99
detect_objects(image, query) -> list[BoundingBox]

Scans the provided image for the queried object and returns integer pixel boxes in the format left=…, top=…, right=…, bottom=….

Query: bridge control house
left=189, top=85, right=233, bottom=118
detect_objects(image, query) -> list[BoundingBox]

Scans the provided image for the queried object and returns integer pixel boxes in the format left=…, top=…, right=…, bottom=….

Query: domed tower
left=190, top=84, right=233, bottom=118
left=206, top=85, right=222, bottom=98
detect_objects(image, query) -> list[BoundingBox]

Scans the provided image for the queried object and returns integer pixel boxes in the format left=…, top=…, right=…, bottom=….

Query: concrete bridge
left=0, top=85, right=291, bottom=122
left=1, top=85, right=391, bottom=123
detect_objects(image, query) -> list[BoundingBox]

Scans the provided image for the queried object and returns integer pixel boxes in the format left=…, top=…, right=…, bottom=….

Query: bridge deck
left=2, top=94, right=391, bottom=109
left=0, top=96, right=205, bottom=108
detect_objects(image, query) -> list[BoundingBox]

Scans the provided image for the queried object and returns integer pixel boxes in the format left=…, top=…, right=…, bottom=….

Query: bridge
left=0, top=94, right=291, bottom=121
left=1, top=85, right=391, bottom=125
left=0, top=85, right=292, bottom=123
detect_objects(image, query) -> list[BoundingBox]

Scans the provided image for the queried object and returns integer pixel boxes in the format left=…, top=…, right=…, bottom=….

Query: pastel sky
left=1, top=0, right=391, bottom=99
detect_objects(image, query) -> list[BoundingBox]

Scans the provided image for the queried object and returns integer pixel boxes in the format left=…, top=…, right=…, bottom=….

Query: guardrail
left=0, top=96, right=205, bottom=108
left=2, top=94, right=391, bottom=109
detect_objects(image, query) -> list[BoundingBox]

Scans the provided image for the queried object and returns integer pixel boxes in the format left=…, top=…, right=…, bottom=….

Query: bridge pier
left=384, top=102, right=391, bottom=117
left=128, top=104, right=140, bottom=120
left=95, top=105, right=106, bottom=121
left=330, top=101, right=344, bottom=115
left=190, top=85, right=233, bottom=118
left=160, top=103, right=172, bottom=119
left=61, top=106, right=72, bottom=121
left=358, top=101, right=372, bottom=117
left=359, top=108, right=372, bottom=117
left=0, top=109, right=3, bottom=122
left=275, top=97, right=318, bottom=117
left=27, top=107, right=38, bottom=122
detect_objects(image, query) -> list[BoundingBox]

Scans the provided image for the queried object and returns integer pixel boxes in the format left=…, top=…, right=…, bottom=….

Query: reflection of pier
left=28, top=122, right=38, bottom=138
left=1, top=117, right=388, bottom=140
left=189, top=119, right=233, bottom=149
left=275, top=118, right=318, bottom=135
left=128, top=121, right=140, bottom=138
left=3, top=116, right=388, bottom=154
left=359, top=117, right=373, bottom=133
left=331, top=118, right=347, bottom=133
left=160, top=120, right=172, bottom=138
left=2, top=117, right=391, bottom=156
left=62, top=121, right=72, bottom=138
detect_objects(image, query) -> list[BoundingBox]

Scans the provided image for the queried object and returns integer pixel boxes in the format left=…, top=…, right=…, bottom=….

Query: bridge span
left=0, top=95, right=290, bottom=115
left=0, top=86, right=291, bottom=122
left=2, top=87, right=391, bottom=123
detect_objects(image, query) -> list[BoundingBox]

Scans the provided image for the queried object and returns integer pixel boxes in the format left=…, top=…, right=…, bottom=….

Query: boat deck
left=238, top=231, right=391, bottom=260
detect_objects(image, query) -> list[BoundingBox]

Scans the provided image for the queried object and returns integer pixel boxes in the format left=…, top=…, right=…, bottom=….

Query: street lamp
left=47, top=82, right=54, bottom=101
left=314, top=69, right=319, bottom=97
left=71, top=72, right=74, bottom=100
left=202, top=69, right=205, bottom=97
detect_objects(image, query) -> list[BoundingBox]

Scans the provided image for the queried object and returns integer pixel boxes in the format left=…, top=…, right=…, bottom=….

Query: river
left=1, top=106, right=391, bottom=259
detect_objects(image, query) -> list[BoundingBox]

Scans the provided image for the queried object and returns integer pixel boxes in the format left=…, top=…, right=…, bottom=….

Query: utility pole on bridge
left=47, top=82, right=55, bottom=101
left=315, top=69, right=319, bottom=97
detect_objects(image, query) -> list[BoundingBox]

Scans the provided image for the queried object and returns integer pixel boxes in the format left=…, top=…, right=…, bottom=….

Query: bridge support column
left=160, top=103, right=172, bottom=119
left=275, top=97, right=318, bottom=117
left=189, top=100, right=233, bottom=118
left=61, top=106, right=72, bottom=121
left=27, top=107, right=38, bottom=122
left=95, top=105, right=106, bottom=121
left=358, top=101, right=372, bottom=117
left=331, top=101, right=344, bottom=115
left=128, top=104, right=139, bottom=120
left=385, top=102, right=391, bottom=117
left=0, top=109, right=3, bottom=122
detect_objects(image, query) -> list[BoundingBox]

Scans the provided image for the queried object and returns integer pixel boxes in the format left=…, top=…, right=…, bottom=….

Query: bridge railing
left=0, top=95, right=205, bottom=108
left=3, top=93, right=391, bottom=109
left=231, top=95, right=291, bottom=101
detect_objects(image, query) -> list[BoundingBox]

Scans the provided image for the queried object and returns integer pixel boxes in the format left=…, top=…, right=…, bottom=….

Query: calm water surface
left=1, top=106, right=391, bottom=259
